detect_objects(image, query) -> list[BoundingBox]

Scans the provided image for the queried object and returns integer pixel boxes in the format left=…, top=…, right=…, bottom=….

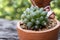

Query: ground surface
left=0, top=18, right=60, bottom=40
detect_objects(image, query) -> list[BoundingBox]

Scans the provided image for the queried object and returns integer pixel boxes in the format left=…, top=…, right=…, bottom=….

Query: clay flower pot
left=17, top=20, right=60, bottom=40
left=30, top=0, right=51, bottom=7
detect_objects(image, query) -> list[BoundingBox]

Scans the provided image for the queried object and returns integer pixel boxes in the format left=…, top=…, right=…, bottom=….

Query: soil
left=20, top=20, right=57, bottom=31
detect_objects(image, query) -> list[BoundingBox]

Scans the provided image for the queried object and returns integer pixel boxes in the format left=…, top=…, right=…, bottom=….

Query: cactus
left=21, top=6, right=48, bottom=30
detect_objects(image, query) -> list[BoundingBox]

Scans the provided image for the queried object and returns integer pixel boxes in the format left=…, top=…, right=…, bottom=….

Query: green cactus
left=21, top=6, right=48, bottom=30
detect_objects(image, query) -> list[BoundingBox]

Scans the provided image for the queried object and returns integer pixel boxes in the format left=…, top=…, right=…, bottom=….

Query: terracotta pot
left=17, top=20, right=60, bottom=40
left=30, top=0, right=51, bottom=7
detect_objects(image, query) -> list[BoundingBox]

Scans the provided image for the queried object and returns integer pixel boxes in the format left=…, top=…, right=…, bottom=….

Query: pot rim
left=17, top=19, right=60, bottom=33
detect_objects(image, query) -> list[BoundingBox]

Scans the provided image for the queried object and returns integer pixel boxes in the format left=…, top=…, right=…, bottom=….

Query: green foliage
left=0, top=0, right=31, bottom=20
left=21, top=6, right=48, bottom=30
left=50, top=0, right=60, bottom=21
left=0, top=0, right=60, bottom=21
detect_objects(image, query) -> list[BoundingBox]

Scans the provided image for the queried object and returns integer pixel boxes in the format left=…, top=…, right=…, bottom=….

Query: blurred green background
left=0, top=0, right=60, bottom=21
